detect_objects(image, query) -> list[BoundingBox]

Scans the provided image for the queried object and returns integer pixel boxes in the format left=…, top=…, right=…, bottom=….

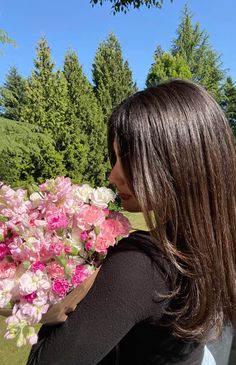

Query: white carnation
left=90, top=187, right=116, bottom=209
left=75, top=184, right=94, bottom=203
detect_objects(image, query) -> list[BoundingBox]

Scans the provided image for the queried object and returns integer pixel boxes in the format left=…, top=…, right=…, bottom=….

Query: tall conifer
left=171, top=5, right=224, bottom=101
left=20, top=37, right=68, bottom=146
left=92, top=32, right=137, bottom=118
left=146, top=46, right=192, bottom=86
left=64, top=50, right=107, bottom=186
left=221, top=76, right=236, bottom=135
left=0, top=66, right=27, bottom=120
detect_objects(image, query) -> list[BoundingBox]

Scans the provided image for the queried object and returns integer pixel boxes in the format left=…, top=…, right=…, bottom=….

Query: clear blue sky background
left=0, top=0, right=235, bottom=89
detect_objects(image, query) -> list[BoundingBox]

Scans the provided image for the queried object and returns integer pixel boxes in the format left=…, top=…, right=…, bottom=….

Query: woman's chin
left=121, top=201, right=141, bottom=213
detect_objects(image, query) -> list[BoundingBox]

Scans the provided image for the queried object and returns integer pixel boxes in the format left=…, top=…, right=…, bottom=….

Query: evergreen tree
left=64, top=50, right=108, bottom=186
left=0, top=66, right=27, bottom=120
left=171, top=5, right=224, bottom=101
left=146, top=46, right=192, bottom=87
left=20, top=37, right=68, bottom=153
left=221, top=76, right=236, bottom=135
left=0, top=117, right=65, bottom=187
left=92, top=32, right=137, bottom=118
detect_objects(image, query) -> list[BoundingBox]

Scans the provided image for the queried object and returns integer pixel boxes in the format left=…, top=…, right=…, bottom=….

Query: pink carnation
left=0, top=243, right=10, bottom=260
left=80, top=230, right=88, bottom=241
left=31, top=261, right=46, bottom=273
left=71, top=265, right=89, bottom=287
left=23, top=291, right=37, bottom=303
left=85, top=240, right=93, bottom=251
left=95, top=234, right=115, bottom=254
left=106, top=212, right=131, bottom=237
left=103, top=208, right=109, bottom=215
left=75, top=205, right=105, bottom=230
left=47, top=261, right=65, bottom=279
left=64, top=246, right=71, bottom=254
left=49, top=242, right=64, bottom=256
left=52, top=278, right=69, bottom=297
left=47, top=213, right=68, bottom=230
left=0, top=260, right=16, bottom=279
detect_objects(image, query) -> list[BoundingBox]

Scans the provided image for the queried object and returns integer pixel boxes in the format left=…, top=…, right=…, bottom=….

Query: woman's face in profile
left=108, top=141, right=141, bottom=212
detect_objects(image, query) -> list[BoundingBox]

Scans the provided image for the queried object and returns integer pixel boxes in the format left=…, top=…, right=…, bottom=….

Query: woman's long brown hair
left=108, top=79, right=236, bottom=342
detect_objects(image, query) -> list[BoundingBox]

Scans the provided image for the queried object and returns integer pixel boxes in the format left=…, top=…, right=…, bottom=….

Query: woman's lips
left=118, top=193, right=132, bottom=201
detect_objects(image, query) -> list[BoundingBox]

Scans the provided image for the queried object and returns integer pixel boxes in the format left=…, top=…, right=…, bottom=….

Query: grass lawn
left=0, top=212, right=148, bottom=364
left=122, top=211, right=148, bottom=231
left=0, top=318, right=40, bottom=365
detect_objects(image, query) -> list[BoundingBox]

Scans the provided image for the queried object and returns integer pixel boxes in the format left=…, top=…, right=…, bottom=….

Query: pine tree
left=221, top=76, right=236, bottom=135
left=64, top=50, right=108, bottom=186
left=92, top=32, right=137, bottom=118
left=146, top=46, right=192, bottom=86
left=0, top=66, right=27, bottom=120
left=20, top=37, right=68, bottom=153
left=171, top=5, right=224, bottom=101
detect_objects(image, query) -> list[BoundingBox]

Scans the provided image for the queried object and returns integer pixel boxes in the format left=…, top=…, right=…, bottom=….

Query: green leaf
left=55, top=255, right=67, bottom=267
left=23, top=261, right=31, bottom=269
left=94, top=226, right=100, bottom=235
left=69, top=246, right=79, bottom=256
left=0, top=215, right=8, bottom=223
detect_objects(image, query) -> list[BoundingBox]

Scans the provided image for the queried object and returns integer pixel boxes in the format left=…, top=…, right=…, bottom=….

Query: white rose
left=29, top=192, right=42, bottom=207
left=75, top=184, right=94, bottom=203
left=90, top=187, right=116, bottom=209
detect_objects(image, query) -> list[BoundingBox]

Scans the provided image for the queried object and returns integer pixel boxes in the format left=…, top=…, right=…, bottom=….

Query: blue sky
left=0, top=0, right=235, bottom=89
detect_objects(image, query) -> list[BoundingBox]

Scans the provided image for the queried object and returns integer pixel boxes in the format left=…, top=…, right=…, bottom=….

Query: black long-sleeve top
left=26, top=230, right=204, bottom=365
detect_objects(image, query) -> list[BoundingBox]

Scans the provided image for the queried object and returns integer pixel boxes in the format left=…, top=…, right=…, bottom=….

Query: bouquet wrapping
left=0, top=177, right=131, bottom=347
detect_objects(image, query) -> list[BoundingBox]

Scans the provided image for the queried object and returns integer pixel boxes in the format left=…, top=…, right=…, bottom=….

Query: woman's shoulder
left=106, top=230, right=174, bottom=289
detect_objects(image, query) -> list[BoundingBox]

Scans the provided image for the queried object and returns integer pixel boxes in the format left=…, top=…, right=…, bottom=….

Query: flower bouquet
left=0, top=177, right=131, bottom=347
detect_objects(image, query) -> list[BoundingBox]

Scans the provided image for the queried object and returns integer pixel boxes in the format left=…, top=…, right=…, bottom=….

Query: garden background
left=0, top=1, right=236, bottom=363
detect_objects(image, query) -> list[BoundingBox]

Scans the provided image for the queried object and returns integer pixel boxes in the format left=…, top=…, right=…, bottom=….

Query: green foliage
left=0, top=29, right=16, bottom=55
left=146, top=46, right=192, bottom=86
left=171, top=4, right=224, bottom=101
left=92, top=32, right=137, bottom=118
left=63, top=50, right=108, bottom=186
left=221, top=77, right=236, bottom=135
left=0, top=117, right=65, bottom=187
left=20, top=37, right=69, bottom=148
left=0, top=67, right=27, bottom=120
left=90, top=0, right=173, bottom=13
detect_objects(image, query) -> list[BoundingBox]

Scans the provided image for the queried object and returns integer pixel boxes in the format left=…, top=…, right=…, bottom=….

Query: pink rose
left=52, top=278, right=69, bottom=297
left=47, top=213, right=68, bottom=230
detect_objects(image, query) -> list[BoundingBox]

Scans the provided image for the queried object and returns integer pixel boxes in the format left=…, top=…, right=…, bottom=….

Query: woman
left=27, top=79, right=236, bottom=364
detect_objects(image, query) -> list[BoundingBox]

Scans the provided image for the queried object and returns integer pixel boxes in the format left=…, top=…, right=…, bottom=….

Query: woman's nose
left=108, top=165, right=125, bottom=186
